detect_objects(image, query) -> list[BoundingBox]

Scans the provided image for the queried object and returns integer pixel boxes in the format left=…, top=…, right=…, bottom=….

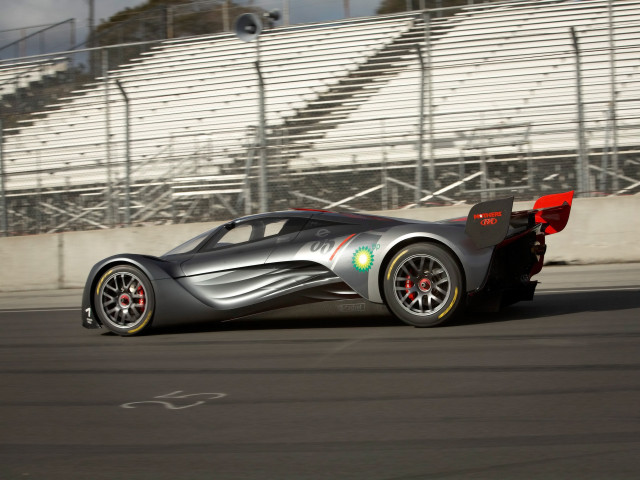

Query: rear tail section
left=465, top=191, right=574, bottom=312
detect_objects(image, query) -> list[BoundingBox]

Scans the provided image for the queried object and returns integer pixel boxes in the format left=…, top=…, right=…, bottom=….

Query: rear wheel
left=94, top=265, right=155, bottom=336
left=383, top=243, right=463, bottom=327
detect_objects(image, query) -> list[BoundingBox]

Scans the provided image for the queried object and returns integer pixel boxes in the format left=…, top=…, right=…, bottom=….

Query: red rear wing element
left=532, top=190, right=574, bottom=235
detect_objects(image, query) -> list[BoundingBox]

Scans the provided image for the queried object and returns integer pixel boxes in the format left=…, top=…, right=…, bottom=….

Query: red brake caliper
left=405, top=278, right=416, bottom=301
left=137, top=285, right=145, bottom=306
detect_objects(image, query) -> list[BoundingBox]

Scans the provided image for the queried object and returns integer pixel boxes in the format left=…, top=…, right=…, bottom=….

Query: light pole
left=234, top=11, right=280, bottom=213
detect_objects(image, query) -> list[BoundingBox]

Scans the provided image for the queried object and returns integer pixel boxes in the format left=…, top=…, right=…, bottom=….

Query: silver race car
left=82, top=191, right=573, bottom=335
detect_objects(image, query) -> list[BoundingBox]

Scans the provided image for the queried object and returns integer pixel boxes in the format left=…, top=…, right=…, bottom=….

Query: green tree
left=93, top=0, right=263, bottom=47
left=377, top=0, right=481, bottom=15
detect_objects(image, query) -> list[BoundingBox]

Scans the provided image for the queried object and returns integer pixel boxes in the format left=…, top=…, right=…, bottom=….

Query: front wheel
left=94, top=265, right=155, bottom=336
left=383, top=243, right=463, bottom=327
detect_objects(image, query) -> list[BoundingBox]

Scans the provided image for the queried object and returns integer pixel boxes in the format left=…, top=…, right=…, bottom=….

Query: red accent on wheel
left=137, top=285, right=145, bottom=306
left=118, top=294, right=131, bottom=308
left=418, top=277, right=431, bottom=292
left=405, top=278, right=416, bottom=301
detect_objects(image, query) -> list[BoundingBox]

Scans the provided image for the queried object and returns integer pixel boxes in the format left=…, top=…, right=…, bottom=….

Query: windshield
left=162, top=227, right=219, bottom=256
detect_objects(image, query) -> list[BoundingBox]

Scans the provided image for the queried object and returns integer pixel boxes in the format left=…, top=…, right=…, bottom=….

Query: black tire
left=93, top=265, right=155, bottom=336
left=383, top=243, right=463, bottom=327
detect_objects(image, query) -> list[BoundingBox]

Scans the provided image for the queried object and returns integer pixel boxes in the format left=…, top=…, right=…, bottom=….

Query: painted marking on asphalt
left=0, top=308, right=79, bottom=313
left=121, top=390, right=226, bottom=410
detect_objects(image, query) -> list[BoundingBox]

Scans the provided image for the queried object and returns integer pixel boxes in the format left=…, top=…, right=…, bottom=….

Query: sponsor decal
left=473, top=211, right=502, bottom=220
left=480, top=218, right=498, bottom=226
left=352, top=246, right=375, bottom=272
left=438, top=287, right=458, bottom=319
left=338, top=303, right=366, bottom=313
left=311, top=238, right=335, bottom=255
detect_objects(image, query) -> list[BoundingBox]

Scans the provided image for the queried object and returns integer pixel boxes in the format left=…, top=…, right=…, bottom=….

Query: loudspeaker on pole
left=234, top=13, right=262, bottom=42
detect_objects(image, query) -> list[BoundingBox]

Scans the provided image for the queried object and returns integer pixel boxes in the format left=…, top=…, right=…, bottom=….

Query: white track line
left=538, top=286, right=640, bottom=294
left=0, top=308, right=79, bottom=313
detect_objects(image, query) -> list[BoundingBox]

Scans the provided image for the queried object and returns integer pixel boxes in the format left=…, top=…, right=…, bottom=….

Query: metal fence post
left=0, top=119, right=8, bottom=237
left=424, top=11, right=435, bottom=195
left=607, top=0, right=619, bottom=193
left=255, top=37, right=268, bottom=213
left=70, top=18, right=76, bottom=50
left=116, top=80, right=132, bottom=226
left=282, top=0, right=290, bottom=26
left=570, top=27, right=589, bottom=197
left=415, top=43, right=425, bottom=207
left=103, top=49, right=116, bottom=226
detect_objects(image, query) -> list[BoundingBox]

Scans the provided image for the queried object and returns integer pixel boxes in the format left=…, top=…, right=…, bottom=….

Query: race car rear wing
left=463, top=191, right=574, bottom=248
left=528, top=190, right=574, bottom=235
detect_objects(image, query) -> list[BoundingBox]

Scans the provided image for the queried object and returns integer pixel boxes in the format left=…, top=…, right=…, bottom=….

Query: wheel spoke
left=432, top=290, right=444, bottom=302
left=399, top=291, right=411, bottom=303
left=400, top=264, right=410, bottom=276
left=409, top=259, right=420, bottom=275
left=408, top=296, right=419, bottom=309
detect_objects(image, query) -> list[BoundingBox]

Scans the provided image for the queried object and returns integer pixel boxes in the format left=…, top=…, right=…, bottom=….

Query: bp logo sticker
left=352, top=246, right=374, bottom=272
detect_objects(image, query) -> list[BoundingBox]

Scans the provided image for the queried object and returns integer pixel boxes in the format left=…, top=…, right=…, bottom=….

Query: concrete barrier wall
left=0, top=195, right=638, bottom=292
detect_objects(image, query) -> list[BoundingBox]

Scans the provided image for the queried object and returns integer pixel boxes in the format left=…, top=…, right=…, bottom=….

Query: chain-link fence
left=1, top=0, right=638, bottom=237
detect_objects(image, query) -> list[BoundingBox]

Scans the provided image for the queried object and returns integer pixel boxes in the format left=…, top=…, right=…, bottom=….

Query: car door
left=178, top=215, right=310, bottom=311
left=180, top=215, right=309, bottom=277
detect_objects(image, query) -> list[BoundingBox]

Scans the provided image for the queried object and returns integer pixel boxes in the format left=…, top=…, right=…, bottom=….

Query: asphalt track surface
left=1, top=265, right=640, bottom=479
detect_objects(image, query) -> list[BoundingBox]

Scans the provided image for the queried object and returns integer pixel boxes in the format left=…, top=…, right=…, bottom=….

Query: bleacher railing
left=0, top=0, right=638, bottom=237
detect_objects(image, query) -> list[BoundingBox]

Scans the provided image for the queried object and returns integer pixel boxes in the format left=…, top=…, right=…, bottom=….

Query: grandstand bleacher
left=0, top=0, right=638, bottom=235
left=0, top=57, right=69, bottom=96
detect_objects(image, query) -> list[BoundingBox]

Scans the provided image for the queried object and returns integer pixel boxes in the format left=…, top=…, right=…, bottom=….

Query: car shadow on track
left=124, top=289, right=640, bottom=336
left=151, top=315, right=403, bottom=335
left=142, top=300, right=401, bottom=335
left=456, top=289, right=640, bottom=327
